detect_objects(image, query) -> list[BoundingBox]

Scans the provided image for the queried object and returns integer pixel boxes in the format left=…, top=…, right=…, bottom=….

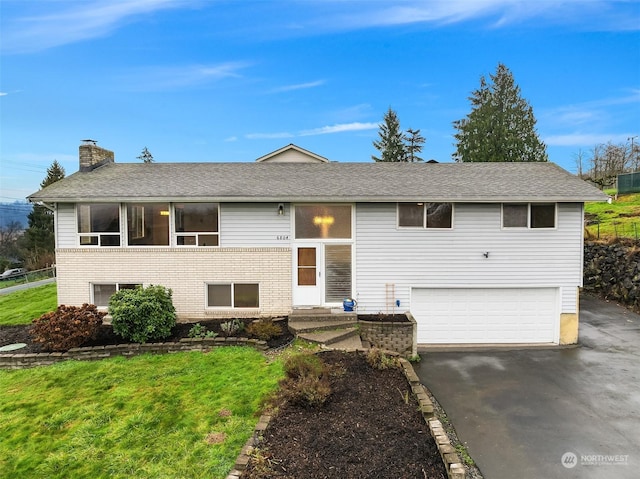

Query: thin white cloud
left=299, top=122, right=379, bottom=136
left=271, top=80, right=326, bottom=93
left=246, top=121, right=378, bottom=140
left=2, top=0, right=197, bottom=54
left=544, top=133, right=632, bottom=147
left=120, top=62, right=250, bottom=90
left=224, top=136, right=238, bottom=142
left=314, top=0, right=639, bottom=32
left=0, top=92, right=7, bottom=97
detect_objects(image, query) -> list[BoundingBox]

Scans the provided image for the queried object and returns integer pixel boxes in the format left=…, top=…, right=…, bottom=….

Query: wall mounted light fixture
left=277, top=203, right=285, bottom=216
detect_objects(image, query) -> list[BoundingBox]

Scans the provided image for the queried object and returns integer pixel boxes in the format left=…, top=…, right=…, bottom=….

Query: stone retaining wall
left=584, top=240, right=640, bottom=313
left=0, top=337, right=268, bottom=369
left=358, top=313, right=417, bottom=357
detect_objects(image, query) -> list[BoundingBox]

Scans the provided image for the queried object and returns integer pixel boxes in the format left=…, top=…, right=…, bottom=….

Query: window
left=207, top=283, right=259, bottom=308
left=503, top=203, right=556, bottom=229
left=295, top=205, right=352, bottom=239
left=92, top=283, right=140, bottom=308
left=126, top=203, right=169, bottom=245
left=398, top=203, right=453, bottom=229
left=174, top=203, right=219, bottom=246
left=78, top=204, right=121, bottom=246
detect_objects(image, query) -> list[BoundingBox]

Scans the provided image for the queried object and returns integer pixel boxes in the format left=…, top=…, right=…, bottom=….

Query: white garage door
left=411, top=287, right=558, bottom=344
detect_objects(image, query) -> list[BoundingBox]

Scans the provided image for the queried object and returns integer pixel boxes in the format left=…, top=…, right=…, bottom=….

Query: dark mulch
left=243, top=350, right=447, bottom=479
left=0, top=317, right=293, bottom=354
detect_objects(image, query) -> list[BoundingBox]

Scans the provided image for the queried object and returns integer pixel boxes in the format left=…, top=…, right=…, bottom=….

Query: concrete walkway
left=414, top=294, right=640, bottom=479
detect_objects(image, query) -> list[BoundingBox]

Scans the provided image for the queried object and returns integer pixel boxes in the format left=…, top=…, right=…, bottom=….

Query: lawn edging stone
left=0, top=337, right=268, bottom=369
left=398, top=357, right=466, bottom=479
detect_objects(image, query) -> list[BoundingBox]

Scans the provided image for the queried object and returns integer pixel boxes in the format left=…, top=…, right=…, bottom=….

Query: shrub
left=109, top=285, right=176, bottom=343
left=220, top=319, right=244, bottom=337
left=246, top=320, right=281, bottom=341
left=188, top=323, right=218, bottom=339
left=366, top=348, right=399, bottom=370
left=279, top=375, right=332, bottom=408
left=283, top=353, right=325, bottom=380
left=30, top=304, right=105, bottom=352
left=278, top=353, right=332, bottom=408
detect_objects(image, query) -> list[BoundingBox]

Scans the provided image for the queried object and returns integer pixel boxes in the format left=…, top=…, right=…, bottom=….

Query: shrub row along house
left=29, top=142, right=606, bottom=346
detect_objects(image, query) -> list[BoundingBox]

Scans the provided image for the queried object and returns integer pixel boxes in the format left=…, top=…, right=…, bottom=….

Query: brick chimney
left=79, top=139, right=115, bottom=172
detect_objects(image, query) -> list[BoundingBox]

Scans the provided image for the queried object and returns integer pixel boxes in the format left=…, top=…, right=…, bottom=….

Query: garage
left=411, top=287, right=559, bottom=344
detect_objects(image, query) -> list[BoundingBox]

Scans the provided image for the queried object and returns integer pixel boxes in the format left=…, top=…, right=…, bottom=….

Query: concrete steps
left=289, top=310, right=363, bottom=350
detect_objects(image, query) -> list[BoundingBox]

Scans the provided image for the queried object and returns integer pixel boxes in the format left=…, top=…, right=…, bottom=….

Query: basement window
left=207, top=283, right=259, bottom=308
left=92, top=283, right=141, bottom=308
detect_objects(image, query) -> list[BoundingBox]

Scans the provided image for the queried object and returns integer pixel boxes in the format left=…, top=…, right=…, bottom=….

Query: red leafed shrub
left=30, top=304, right=106, bottom=352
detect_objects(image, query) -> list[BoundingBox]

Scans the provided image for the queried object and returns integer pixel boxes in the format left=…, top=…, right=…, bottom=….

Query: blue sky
left=1, top=0, right=639, bottom=201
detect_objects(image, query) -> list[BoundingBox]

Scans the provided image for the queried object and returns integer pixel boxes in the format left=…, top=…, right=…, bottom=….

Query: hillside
left=0, top=202, right=32, bottom=228
left=585, top=192, right=640, bottom=241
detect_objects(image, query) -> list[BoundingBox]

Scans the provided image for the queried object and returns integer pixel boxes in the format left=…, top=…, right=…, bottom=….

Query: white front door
left=293, top=244, right=322, bottom=306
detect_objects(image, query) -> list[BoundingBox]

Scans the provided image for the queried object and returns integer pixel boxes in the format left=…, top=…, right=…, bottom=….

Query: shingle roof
left=28, top=161, right=607, bottom=203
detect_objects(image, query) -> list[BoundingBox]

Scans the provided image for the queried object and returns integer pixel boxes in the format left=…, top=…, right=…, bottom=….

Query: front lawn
left=0, top=282, right=57, bottom=326
left=0, top=348, right=283, bottom=479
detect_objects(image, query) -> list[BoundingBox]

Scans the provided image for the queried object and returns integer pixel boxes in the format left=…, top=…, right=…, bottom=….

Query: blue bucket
left=343, top=298, right=357, bottom=312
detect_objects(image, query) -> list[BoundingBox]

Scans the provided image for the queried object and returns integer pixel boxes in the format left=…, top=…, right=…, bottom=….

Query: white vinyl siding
left=355, top=202, right=583, bottom=315
left=220, top=203, right=291, bottom=247
left=56, top=203, right=77, bottom=248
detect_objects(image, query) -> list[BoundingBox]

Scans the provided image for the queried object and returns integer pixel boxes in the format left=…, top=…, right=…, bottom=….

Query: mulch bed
left=242, top=350, right=447, bottom=479
left=0, top=318, right=293, bottom=354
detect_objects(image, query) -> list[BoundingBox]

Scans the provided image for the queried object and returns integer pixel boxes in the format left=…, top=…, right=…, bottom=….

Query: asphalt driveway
left=414, top=294, right=640, bottom=479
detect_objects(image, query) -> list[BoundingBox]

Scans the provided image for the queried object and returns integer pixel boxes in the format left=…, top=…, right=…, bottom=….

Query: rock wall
left=584, top=240, right=640, bottom=313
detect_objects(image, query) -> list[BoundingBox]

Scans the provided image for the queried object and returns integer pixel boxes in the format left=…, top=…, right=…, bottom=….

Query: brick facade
left=56, top=247, right=292, bottom=320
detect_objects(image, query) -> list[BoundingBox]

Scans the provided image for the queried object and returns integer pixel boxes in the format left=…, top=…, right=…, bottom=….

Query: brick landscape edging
left=399, top=357, right=466, bottom=479
left=0, top=337, right=268, bottom=369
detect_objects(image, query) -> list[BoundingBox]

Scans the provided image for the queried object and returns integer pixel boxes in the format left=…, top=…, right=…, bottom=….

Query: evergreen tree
left=137, top=147, right=154, bottom=163
left=20, top=160, right=65, bottom=269
left=372, top=108, right=407, bottom=162
left=404, top=128, right=425, bottom=162
left=453, top=63, right=548, bottom=163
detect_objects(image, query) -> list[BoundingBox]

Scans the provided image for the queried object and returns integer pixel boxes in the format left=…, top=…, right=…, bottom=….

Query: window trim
left=501, top=203, right=557, bottom=230
left=76, top=203, right=122, bottom=247
left=397, top=202, right=454, bottom=230
left=173, top=202, right=220, bottom=247
left=91, top=282, right=142, bottom=309
left=205, top=282, right=260, bottom=309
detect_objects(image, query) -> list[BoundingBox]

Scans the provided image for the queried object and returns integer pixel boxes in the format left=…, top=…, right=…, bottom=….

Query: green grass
left=0, top=283, right=57, bottom=326
left=585, top=192, right=640, bottom=240
left=0, top=348, right=284, bottom=479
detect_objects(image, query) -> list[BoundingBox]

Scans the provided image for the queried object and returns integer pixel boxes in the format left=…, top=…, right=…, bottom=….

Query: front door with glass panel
left=293, top=244, right=352, bottom=306
left=294, top=244, right=322, bottom=306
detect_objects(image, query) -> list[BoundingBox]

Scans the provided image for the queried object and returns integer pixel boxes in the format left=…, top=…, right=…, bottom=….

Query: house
left=28, top=142, right=607, bottom=345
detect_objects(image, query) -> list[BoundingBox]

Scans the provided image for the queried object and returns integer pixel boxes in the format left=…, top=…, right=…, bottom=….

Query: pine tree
left=372, top=108, right=407, bottom=162
left=137, top=147, right=154, bottom=163
left=453, top=63, right=548, bottom=163
left=404, top=128, right=425, bottom=162
left=20, top=160, right=65, bottom=269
